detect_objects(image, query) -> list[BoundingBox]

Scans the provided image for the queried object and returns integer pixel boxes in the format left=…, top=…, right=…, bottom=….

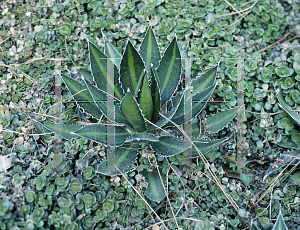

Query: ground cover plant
left=0, top=0, right=300, bottom=229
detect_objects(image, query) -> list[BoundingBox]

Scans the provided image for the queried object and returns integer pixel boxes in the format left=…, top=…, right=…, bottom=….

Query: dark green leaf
left=31, top=118, right=82, bottom=140
left=206, top=107, right=239, bottom=133
left=95, top=144, right=139, bottom=176
left=137, top=74, right=153, bottom=123
left=72, top=124, right=131, bottom=146
left=89, top=41, right=124, bottom=100
left=272, top=207, right=288, bottom=230
left=167, top=84, right=216, bottom=126
left=77, top=68, right=93, bottom=82
left=102, top=31, right=122, bottom=70
left=81, top=76, right=130, bottom=126
left=191, top=136, right=230, bottom=158
left=139, top=26, right=161, bottom=78
left=120, top=90, right=147, bottom=132
left=148, top=92, right=183, bottom=131
left=61, top=73, right=105, bottom=119
left=140, top=168, right=166, bottom=202
left=124, top=133, right=159, bottom=143
left=150, top=63, right=161, bottom=123
left=156, top=37, right=182, bottom=107
left=120, top=40, right=145, bottom=96
left=192, top=69, right=217, bottom=95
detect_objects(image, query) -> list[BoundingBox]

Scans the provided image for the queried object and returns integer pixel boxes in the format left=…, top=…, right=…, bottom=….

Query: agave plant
left=31, top=27, right=239, bottom=202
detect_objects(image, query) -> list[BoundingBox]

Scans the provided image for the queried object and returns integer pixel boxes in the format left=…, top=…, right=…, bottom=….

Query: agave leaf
left=30, top=118, right=53, bottom=140
left=275, top=87, right=300, bottom=126
left=148, top=92, right=183, bottom=132
left=124, top=133, right=159, bottom=143
left=191, top=136, right=230, bottom=158
left=263, top=151, right=300, bottom=181
left=150, top=63, right=161, bottom=123
left=67, top=70, right=82, bottom=82
left=77, top=68, right=94, bottom=83
left=278, top=104, right=300, bottom=126
left=140, top=168, right=166, bottom=202
left=272, top=206, right=288, bottom=230
left=81, top=76, right=130, bottom=126
left=102, top=31, right=122, bottom=69
left=192, top=84, right=217, bottom=118
left=192, top=68, right=217, bottom=95
left=152, top=135, right=230, bottom=157
left=137, top=74, right=154, bottom=123
left=249, top=219, right=261, bottom=230
left=121, top=89, right=147, bottom=132
left=192, top=118, right=201, bottom=138
left=98, top=102, right=131, bottom=126
left=120, top=40, right=145, bottom=96
left=156, top=36, right=182, bottom=107
left=166, top=84, right=217, bottom=126
left=206, top=107, right=239, bottom=133
left=88, top=41, right=124, bottom=100
left=274, top=87, right=290, bottom=108
left=95, top=144, right=139, bottom=176
left=71, top=124, right=131, bottom=146
left=31, top=118, right=82, bottom=140
left=134, top=69, right=147, bottom=98
left=151, top=136, right=191, bottom=157
left=61, top=74, right=105, bottom=119
left=138, top=26, right=161, bottom=78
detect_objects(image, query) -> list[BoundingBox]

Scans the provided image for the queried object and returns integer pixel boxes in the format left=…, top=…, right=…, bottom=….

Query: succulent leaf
left=77, top=68, right=94, bottom=83
left=72, top=124, right=131, bottom=146
left=140, top=168, right=166, bottom=202
left=272, top=206, right=288, bottom=230
left=148, top=92, right=184, bottom=131
left=120, top=90, right=147, bottom=132
left=278, top=104, right=300, bottom=127
left=137, top=74, right=153, bottom=123
left=206, top=107, right=239, bottom=133
left=249, top=219, right=260, bottom=230
left=134, top=69, right=147, bottom=98
left=274, top=87, right=290, bottom=108
left=120, top=40, right=146, bottom=96
left=81, top=76, right=130, bottom=126
left=192, top=118, right=201, bottom=138
left=124, top=133, right=159, bottom=144
left=138, top=26, right=161, bottom=78
left=61, top=73, right=105, bottom=119
left=275, top=88, right=300, bottom=126
left=31, top=118, right=82, bottom=140
left=167, top=84, right=217, bottom=126
left=152, top=136, right=229, bottom=157
left=192, top=68, right=217, bottom=95
left=152, top=136, right=191, bottom=157
left=89, top=41, right=124, bottom=100
left=150, top=63, right=161, bottom=123
left=156, top=36, right=182, bottom=107
left=191, top=136, right=230, bottom=158
left=263, top=150, right=300, bottom=181
left=102, top=31, right=122, bottom=69
left=192, top=84, right=217, bottom=118
left=95, top=144, right=139, bottom=176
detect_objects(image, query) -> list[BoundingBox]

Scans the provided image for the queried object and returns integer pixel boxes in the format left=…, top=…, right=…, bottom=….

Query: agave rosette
left=31, top=27, right=239, bottom=202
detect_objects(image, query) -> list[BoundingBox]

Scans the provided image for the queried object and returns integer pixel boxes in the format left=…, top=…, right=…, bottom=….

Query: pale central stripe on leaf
left=128, top=47, right=137, bottom=90
left=161, top=46, right=176, bottom=93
